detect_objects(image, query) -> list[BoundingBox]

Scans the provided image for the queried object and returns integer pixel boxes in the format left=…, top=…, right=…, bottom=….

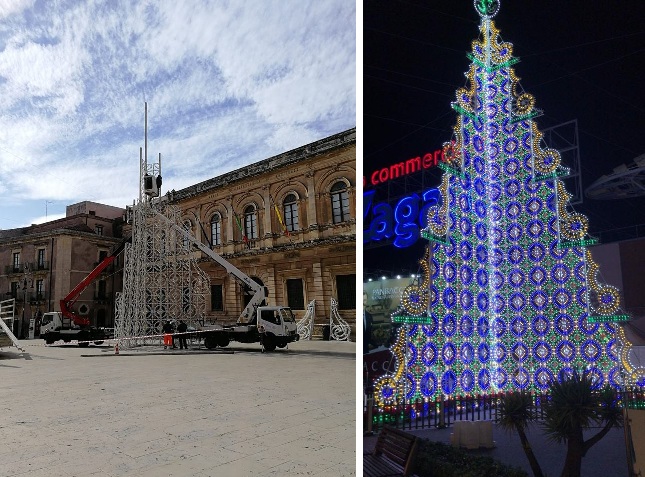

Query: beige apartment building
left=0, top=202, right=125, bottom=337
left=165, top=128, right=357, bottom=335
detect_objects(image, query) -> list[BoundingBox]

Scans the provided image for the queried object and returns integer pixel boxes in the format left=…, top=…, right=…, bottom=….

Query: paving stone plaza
left=1, top=340, right=356, bottom=477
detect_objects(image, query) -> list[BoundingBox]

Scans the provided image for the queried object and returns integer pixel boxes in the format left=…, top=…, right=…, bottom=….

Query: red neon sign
left=363, top=147, right=447, bottom=188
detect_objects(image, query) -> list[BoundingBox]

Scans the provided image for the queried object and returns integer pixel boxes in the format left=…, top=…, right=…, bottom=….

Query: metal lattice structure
left=114, top=201, right=210, bottom=347
left=296, top=299, right=316, bottom=340
left=330, top=297, right=351, bottom=341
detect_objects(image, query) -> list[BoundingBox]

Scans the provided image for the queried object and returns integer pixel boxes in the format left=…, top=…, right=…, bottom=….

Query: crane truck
left=40, top=237, right=129, bottom=346
left=155, top=211, right=300, bottom=352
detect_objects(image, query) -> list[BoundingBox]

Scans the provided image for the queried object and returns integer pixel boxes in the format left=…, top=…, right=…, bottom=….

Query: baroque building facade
left=0, top=201, right=125, bottom=338
left=165, top=128, right=357, bottom=336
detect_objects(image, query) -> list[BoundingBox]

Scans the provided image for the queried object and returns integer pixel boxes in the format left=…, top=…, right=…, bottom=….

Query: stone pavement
left=364, top=421, right=628, bottom=477
left=1, top=339, right=356, bottom=477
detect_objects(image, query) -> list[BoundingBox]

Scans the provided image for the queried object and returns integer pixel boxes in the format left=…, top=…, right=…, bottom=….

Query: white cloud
left=0, top=0, right=355, bottom=229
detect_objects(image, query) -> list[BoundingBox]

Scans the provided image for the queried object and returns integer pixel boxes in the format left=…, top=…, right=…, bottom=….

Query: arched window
left=330, top=181, right=350, bottom=224
left=244, top=205, right=258, bottom=239
left=182, top=221, right=191, bottom=250
left=283, top=193, right=299, bottom=232
left=210, top=214, right=221, bottom=246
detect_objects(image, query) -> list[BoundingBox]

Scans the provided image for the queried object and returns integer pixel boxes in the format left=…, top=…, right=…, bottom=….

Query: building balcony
left=29, top=293, right=48, bottom=304
left=35, top=261, right=50, bottom=271
left=4, top=265, right=23, bottom=275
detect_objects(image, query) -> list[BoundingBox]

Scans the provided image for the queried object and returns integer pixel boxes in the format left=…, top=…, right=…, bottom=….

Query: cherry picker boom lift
left=40, top=236, right=131, bottom=346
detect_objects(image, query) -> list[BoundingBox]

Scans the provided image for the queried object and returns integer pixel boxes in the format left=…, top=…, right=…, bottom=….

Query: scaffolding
left=114, top=103, right=209, bottom=347
left=114, top=201, right=209, bottom=347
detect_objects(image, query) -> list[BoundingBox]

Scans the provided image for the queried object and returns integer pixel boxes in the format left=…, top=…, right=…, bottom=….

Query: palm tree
left=498, top=391, right=545, bottom=477
left=542, top=370, right=623, bottom=477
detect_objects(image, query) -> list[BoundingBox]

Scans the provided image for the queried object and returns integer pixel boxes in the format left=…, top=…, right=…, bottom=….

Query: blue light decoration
left=374, top=0, right=642, bottom=407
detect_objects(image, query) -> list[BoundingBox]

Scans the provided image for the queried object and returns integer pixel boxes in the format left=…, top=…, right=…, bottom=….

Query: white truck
left=156, top=212, right=300, bottom=352
left=40, top=311, right=112, bottom=346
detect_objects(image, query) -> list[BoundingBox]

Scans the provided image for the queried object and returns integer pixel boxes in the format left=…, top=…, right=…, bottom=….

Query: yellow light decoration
left=455, top=65, right=478, bottom=114
left=471, top=20, right=513, bottom=66
left=531, top=122, right=561, bottom=174
left=585, top=249, right=620, bottom=315
left=426, top=174, right=450, bottom=237
left=515, top=92, right=535, bottom=115
left=401, top=248, right=432, bottom=315
left=373, top=327, right=407, bottom=407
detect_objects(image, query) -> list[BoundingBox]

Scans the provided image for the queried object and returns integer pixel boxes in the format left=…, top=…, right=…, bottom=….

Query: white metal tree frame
left=114, top=103, right=209, bottom=347
left=114, top=201, right=210, bottom=348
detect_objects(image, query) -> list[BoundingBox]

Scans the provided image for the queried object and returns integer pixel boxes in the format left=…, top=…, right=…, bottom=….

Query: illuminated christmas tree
left=374, top=0, right=642, bottom=407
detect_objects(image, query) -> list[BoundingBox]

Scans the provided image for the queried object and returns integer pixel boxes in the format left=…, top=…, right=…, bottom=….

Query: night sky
left=363, top=0, right=645, bottom=277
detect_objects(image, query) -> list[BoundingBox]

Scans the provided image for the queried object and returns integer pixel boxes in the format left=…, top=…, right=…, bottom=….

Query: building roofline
left=0, top=227, right=122, bottom=246
left=168, top=128, right=356, bottom=202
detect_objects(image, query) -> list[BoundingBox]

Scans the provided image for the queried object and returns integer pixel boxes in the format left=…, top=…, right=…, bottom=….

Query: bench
left=364, top=426, right=418, bottom=477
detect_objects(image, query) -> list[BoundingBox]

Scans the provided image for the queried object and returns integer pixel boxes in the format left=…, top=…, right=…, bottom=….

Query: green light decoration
left=421, top=230, right=449, bottom=245
left=437, top=161, right=466, bottom=179
left=475, top=0, right=500, bottom=18
left=373, top=3, right=641, bottom=409
left=392, top=315, right=436, bottom=325
left=587, top=315, right=630, bottom=324
left=534, top=168, right=570, bottom=182
left=557, top=238, right=599, bottom=249
left=467, top=53, right=519, bottom=72
left=510, top=109, right=543, bottom=124
left=451, top=103, right=480, bottom=121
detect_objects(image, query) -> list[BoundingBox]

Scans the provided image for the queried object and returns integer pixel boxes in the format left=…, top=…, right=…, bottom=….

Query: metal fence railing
left=364, top=389, right=645, bottom=434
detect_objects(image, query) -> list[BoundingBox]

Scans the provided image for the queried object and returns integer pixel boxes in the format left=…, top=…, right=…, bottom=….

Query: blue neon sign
left=364, top=188, right=442, bottom=248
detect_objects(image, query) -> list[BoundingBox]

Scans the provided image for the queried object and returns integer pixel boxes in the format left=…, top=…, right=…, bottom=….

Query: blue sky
left=0, top=0, right=356, bottom=228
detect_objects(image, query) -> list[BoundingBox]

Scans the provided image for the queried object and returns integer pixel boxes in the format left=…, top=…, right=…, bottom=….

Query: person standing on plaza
left=177, top=319, right=188, bottom=350
left=162, top=320, right=176, bottom=349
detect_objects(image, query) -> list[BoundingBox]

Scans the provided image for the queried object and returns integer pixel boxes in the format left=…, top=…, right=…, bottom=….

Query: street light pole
left=20, top=264, right=33, bottom=339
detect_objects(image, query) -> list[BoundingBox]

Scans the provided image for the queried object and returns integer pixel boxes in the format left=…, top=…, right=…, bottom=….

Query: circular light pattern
left=511, top=316, right=528, bottom=337
left=582, top=340, right=601, bottom=362
left=532, top=315, right=550, bottom=336
left=555, top=314, right=574, bottom=335
left=478, top=368, right=491, bottom=390
left=528, top=243, right=546, bottom=262
left=444, top=262, right=457, bottom=282
left=442, top=342, right=457, bottom=365
left=534, top=341, right=552, bottom=362
left=534, top=368, right=554, bottom=390
left=422, top=342, right=438, bottom=366
left=460, top=290, right=474, bottom=311
left=462, top=369, right=475, bottom=392
left=527, top=219, right=544, bottom=238
left=530, top=290, right=548, bottom=311
left=512, top=342, right=529, bottom=362
left=443, top=314, right=457, bottom=337
left=401, top=284, right=428, bottom=315
left=461, top=342, right=475, bottom=363
left=526, top=198, right=543, bottom=216
left=507, top=223, right=523, bottom=241
left=509, top=268, right=525, bottom=288
left=505, top=157, right=520, bottom=176
left=478, top=342, right=490, bottom=363
left=513, top=367, right=530, bottom=389
left=556, top=340, right=575, bottom=362
left=442, top=370, right=457, bottom=394
left=420, top=372, right=437, bottom=396
left=460, top=265, right=473, bottom=285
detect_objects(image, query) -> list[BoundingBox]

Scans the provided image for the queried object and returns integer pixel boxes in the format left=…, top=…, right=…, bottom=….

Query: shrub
left=413, top=439, right=528, bottom=477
